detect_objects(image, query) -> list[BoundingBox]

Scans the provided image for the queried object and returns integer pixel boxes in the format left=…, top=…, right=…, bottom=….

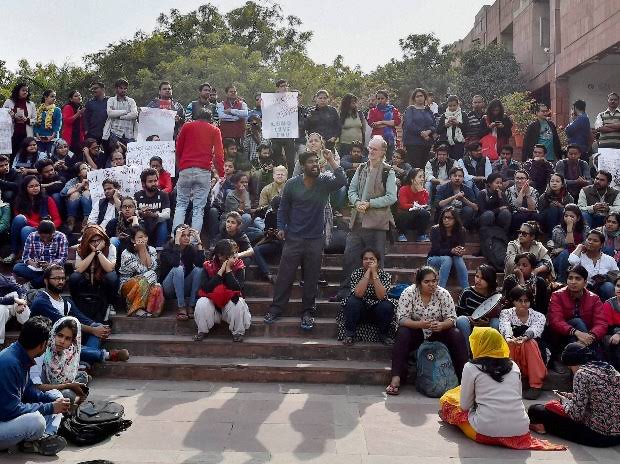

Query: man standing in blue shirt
left=264, top=149, right=347, bottom=330
left=565, top=99, right=591, bottom=160
left=0, top=316, right=69, bottom=455
left=84, top=82, right=108, bottom=143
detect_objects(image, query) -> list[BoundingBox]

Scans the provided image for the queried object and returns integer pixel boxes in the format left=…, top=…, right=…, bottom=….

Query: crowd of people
left=1, top=77, right=620, bottom=456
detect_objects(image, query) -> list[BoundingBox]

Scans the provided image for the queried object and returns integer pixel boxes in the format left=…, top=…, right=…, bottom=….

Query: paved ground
left=3, top=379, right=620, bottom=464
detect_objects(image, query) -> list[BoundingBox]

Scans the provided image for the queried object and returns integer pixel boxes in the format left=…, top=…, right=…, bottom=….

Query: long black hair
left=472, top=356, right=513, bottom=382
left=17, top=137, right=38, bottom=164
left=10, top=82, right=30, bottom=102
left=339, top=93, right=358, bottom=124
left=560, top=203, right=585, bottom=234
left=438, top=206, right=464, bottom=242
left=15, top=175, right=46, bottom=216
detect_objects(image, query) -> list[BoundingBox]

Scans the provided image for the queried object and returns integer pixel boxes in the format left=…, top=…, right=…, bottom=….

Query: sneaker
left=232, top=334, right=244, bottom=342
left=416, top=234, right=430, bottom=242
left=264, top=310, right=281, bottom=325
left=318, top=279, right=329, bottom=287
left=108, top=349, right=130, bottom=362
left=397, top=234, right=408, bottom=242
left=20, top=434, right=67, bottom=456
left=1, top=253, right=15, bottom=264
left=300, top=313, right=315, bottom=330
left=523, top=387, right=542, bottom=400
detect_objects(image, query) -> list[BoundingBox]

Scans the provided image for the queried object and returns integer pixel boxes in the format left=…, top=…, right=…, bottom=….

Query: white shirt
left=460, top=362, right=529, bottom=437
left=74, top=244, right=117, bottom=267
left=568, top=251, right=619, bottom=285
left=87, top=200, right=117, bottom=228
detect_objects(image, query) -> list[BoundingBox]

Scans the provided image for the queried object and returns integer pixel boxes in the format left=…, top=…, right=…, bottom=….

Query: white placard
left=597, top=149, right=620, bottom=187
left=261, top=92, right=298, bottom=139
left=137, top=107, right=177, bottom=141
left=126, top=141, right=176, bottom=177
left=0, top=109, right=12, bottom=154
left=87, top=165, right=143, bottom=202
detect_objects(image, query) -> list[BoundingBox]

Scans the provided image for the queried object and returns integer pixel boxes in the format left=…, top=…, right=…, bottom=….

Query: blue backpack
left=415, top=341, right=459, bottom=398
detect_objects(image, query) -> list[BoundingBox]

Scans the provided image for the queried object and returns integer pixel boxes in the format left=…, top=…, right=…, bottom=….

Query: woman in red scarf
left=193, top=239, right=251, bottom=342
left=61, top=91, right=85, bottom=155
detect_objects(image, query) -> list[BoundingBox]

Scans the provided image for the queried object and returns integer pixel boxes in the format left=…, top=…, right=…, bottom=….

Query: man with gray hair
left=332, top=135, right=397, bottom=303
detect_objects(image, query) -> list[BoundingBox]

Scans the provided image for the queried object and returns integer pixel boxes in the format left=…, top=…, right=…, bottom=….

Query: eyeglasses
left=518, top=230, right=531, bottom=236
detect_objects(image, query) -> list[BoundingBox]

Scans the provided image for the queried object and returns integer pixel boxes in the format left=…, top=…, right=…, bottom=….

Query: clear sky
left=2, top=0, right=491, bottom=73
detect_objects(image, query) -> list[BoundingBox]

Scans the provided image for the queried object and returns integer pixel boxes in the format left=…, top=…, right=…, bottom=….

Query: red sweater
left=176, top=120, right=225, bottom=176
left=61, top=104, right=85, bottom=147
left=548, top=287, right=608, bottom=340
left=158, top=170, right=173, bottom=193
left=397, top=186, right=429, bottom=210
left=603, top=301, right=620, bottom=327
left=15, top=197, right=62, bottom=228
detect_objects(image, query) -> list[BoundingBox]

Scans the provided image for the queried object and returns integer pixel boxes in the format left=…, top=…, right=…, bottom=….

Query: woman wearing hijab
left=528, top=342, right=620, bottom=447
left=439, top=327, right=565, bottom=450
left=69, top=225, right=119, bottom=323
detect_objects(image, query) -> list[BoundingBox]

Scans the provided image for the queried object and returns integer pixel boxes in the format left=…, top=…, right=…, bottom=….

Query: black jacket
left=523, top=119, right=563, bottom=160
left=305, top=105, right=341, bottom=141
left=158, top=243, right=205, bottom=281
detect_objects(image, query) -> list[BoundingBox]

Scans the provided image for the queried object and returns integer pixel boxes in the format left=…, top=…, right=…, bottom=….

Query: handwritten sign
left=0, top=109, right=12, bottom=154
left=137, top=107, right=177, bottom=141
left=261, top=92, right=298, bottom=139
left=126, top=141, right=176, bottom=176
left=597, top=149, right=620, bottom=187
left=87, top=165, right=143, bottom=202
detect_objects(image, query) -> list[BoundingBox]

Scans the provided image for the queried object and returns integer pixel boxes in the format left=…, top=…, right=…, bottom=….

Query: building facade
left=455, top=0, right=620, bottom=126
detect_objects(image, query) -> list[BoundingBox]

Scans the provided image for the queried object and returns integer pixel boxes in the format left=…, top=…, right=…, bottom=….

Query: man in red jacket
left=173, top=108, right=224, bottom=236
left=548, top=264, right=608, bottom=370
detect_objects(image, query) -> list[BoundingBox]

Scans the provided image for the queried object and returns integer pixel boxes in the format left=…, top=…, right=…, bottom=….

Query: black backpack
left=479, top=226, right=508, bottom=272
left=59, top=400, right=132, bottom=446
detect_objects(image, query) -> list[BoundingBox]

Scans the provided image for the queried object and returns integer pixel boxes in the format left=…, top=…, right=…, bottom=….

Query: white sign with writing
left=261, top=92, right=298, bottom=139
left=137, top=107, right=177, bottom=141
left=126, top=141, right=176, bottom=177
left=87, top=165, right=143, bottom=202
left=0, top=109, right=12, bottom=154
left=597, top=149, right=620, bottom=187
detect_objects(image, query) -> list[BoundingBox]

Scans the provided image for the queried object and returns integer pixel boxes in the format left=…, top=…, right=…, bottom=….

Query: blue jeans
left=253, top=241, right=283, bottom=276
left=162, top=266, right=202, bottom=307
left=540, top=206, right=564, bottom=233
left=456, top=315, right=500, bottom=355
left=590, top=281, right=615, bottom=302
left=173, top=168, right=211, bottom=234
left=148, top=221, right=169, bottom=248
left=81, top=331, right=105, bottom=365
left=10, top=215, right=36, bottom=254
left=567, top=317, right=589, bottom=342
left=343, top=295, right=394, bottom=337
left=66, top=194, right=92, bottom=218
left=583, top=212, right=605, bottom=229
left=13, top=262, right=45, bottom=288
left=603, top=246, right=615, bottom=257
left=552, top=249, right=571, bottom=283
left=0, top=406, right=62, bottom=450
left=427, top=255, right=469, bottom=289
left=110, top=237, right=121, bottom=249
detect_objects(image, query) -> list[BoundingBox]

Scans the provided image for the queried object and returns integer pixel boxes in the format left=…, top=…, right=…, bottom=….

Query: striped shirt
left=457, top=286, right=489, bottom=317
left=595, top=108, right=620, bottom=148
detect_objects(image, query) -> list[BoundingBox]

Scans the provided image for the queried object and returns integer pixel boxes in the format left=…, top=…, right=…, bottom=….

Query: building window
left=539, top=16, right=550, bottom=48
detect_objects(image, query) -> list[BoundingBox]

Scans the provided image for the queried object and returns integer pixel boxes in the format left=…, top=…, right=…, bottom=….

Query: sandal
left=176, top=307, right=189, bottom=321
left=132, top=309, right=152, bottom=318
left=385, top=384, right=400, bottom=396
left=193, top=332, right=206, bottom=342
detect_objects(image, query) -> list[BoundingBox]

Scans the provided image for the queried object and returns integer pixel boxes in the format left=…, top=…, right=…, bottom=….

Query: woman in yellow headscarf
left=439, top=327, right=565, bottom=450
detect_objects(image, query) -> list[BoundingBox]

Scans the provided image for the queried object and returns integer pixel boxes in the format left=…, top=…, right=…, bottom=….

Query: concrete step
left=104, top=334, right=392, bottom=362
left=388, top=241, right=480, bottom=255
left=320, top=253, right=486, bottom=269
left=93, top=355, right=391, bottom=384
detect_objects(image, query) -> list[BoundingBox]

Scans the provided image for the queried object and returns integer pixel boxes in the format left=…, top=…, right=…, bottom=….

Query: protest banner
left=87, top=165, right=143, bottom=202
left=137, top=107, right=177, bottom=141
left=0, top=109, right=12, bottom=154
left=126, top=141, right=176, bottom=176
left=261, top=92, right=298, bottom=139
left=597, top=149, right=620, bottom=187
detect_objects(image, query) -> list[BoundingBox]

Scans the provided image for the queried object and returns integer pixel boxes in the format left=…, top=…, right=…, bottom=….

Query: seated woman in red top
left=602, top=276, right=620, bottom=370
left=10, top=175, right=62, bottom=257
left=149, top=156, right=172, bottom=194
left=395, top=168, right=430, bottom=242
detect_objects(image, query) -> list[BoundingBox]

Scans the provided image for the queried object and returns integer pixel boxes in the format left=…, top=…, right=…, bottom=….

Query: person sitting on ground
left=149, top=155, right=172, bottom=194
left=528, top=342, right=620, bottom=447
left=340, top=141, right=368, bottom=182
left=30, top=316, right=89, bottom=406
left=0, top=316, right=69, bottom=456
left=134, top=168, right=171, bottom=248
left=477, top=172, right=511, bottom=233
left=390, top=148, right=412, bottom=187
left=547, top=265, right=607, bottom=371
left=60, top=162, right=92, bottom=232
left=87, top=178, right=121, bottom=233
left=159, top=224, right=205, bottom=321
left=214, top=212, right=255, bottom=262
left=207, top=158, right=236, bottom=243
left=69, top=225, right=118, bottom=323
left=249, top=144, right=275, bottom=204
left=13, top=137, right=46, bottom=176
left=118, top=225, right=163, bottom=318
left=499, top=286, right=548, bottom=399
left=110, top=196, right=142, bottom=263
left=555, top=144, right=591, bottom=199
left=194, top=238, right=251, bottom=342
left=0, top=154, right=20, bottom=203
left=395, top=168, right=430, bottom=242
left=537, top=173, right=574, bottom=234
left=549, top=204, right=589, bottom=283
left=258, top=165, right=287, bottom=209
left=578, top=169, right=620, bottom=229
left=505, top=169, right=541, bottom=234
left=35, top=159, right=64, bottom=209
left=523, top=144, right=555, bottom=195
left=0, top=273, right=29, bottom=347
left=568, top=230, right=618, bottom=301
left=110, top=149, right=125, bottom=167
left=458, top=142, right=492, bottom=192
left=50, top=139, right=79, bottom=178
left=252, top=196, right=282, bottom=283
left=502, top=252, right=549, bottom=316
left=439, top=327, right=564, bottom=451
left=427, top=207, right=470, bottom=290
left=504, top=221, right=552, bottom=277
left=386, top=266, right=466, bottom=395
left=491, top=145, right=521, bottom=190
left=424, top=144, right=454, bottom=202
left=602, top=276, right=620, bottom=370
left=597, top=212, right=620, bottom=261
left=13, top=220, right=68, bottom=289
left=223, top=171, right=252, bottom=231
left=436, top=166, right=478, bottom=230
left=30, top=264, right=129, bottom=365
left=10, top=175, right=62, bottom=260
left=455, top=264, right=500, bottom=354
left=339, top=248, right=396, bottom=346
